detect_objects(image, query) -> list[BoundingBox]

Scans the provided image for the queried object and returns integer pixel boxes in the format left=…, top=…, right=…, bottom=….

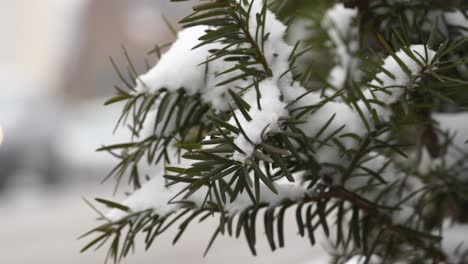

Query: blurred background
left=0, top=0, right=328, bottom=263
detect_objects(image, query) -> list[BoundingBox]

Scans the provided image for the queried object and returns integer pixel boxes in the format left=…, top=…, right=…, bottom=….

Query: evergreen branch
left=87, top=0, right=468, bottom=262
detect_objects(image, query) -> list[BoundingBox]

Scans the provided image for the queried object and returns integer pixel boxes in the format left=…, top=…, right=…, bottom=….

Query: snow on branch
left=362, top=44, right=437, bottom=121
left=322, top=3, right=359, bottom=90
left=107, top=0, right=439, bottom=222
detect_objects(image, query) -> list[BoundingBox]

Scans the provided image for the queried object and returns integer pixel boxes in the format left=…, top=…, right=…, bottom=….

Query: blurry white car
left=0, top=74, right=132, bottom=193
left=0, top=76, right=63, bottom=191
left=57, top=98, right=130, bottom=178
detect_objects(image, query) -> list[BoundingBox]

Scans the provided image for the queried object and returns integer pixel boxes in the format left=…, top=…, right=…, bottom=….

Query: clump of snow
left=245, top=0, right=291, bottom=80
left=232, top=79, right=287, bottom=161
left=135, top=26, right=210, bottom=95
left=440, top=221, right=468, bottom=262
left=297, top=100, right=364, bottom=166
left=444, top=11, right=468, bottom=37
left=300, top=101, right=362, bottom=142
left=362, top=45, right=437, bottom=121
left=322, top=3, right=359, bottom=90
left=134, top=25, right=248, bottom=111
left=369, top=45, right=436, bottom=101
left=322, top=4, right=357, bottom=43
left=107, top=169, right=177, bottom=221
left=418, top=112, right=468, bottom=178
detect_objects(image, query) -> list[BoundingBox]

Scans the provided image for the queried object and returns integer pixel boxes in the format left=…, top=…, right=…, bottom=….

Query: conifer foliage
left=82, top=0, right=468, bottom=263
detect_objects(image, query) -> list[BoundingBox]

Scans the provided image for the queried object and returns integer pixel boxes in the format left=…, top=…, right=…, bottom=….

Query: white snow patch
left=107, top=172, right=177, bottom=221
left=135, top=26, right=212, bottom=95
left=232, top=79, right=287, bottom=161
left=440, top=221, right=468, bottom=262
left=444, top=11, right=468, bottom=37
left=322, top=3, right=359, bottom=90
left=418, top=112, right=468, bottom=178
left=362, top=45, right=437, bottom=121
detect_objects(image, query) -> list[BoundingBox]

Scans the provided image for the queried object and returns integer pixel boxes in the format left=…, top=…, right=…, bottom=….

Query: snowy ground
left=0, top=183, right=329, bottom=264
